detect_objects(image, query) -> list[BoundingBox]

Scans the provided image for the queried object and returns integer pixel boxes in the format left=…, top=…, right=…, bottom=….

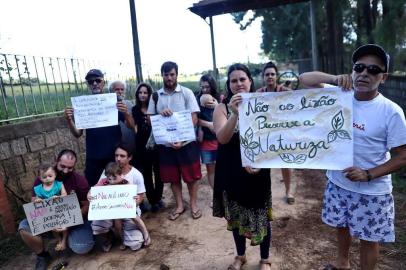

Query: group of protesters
left=18, top=43, right=406, bottom=270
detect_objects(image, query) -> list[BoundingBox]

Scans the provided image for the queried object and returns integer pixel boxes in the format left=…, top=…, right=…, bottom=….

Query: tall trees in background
left=232, top=0, right=406, bottom=74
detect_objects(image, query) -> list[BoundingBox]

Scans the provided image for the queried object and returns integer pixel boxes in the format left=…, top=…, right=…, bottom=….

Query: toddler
left=32, top=163, right=68, bottom=251
left=89, top=162, right=151, bottom=250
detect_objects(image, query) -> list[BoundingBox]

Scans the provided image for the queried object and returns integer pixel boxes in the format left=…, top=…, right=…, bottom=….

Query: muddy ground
left=3, top=169, right=405, bottom=269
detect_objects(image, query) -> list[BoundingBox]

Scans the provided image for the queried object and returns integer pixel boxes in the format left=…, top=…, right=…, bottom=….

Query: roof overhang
left=189, top=0, right=309, bottom=19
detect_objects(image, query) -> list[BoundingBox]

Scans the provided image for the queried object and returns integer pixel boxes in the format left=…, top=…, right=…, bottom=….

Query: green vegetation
left=233, top=0, right=406, bottom=74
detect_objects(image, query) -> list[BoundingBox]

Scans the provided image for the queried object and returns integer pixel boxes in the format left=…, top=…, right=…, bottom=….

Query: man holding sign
left=64, top=69, right=135, bottom=186
left=90, top=143, right=147, bottom=251
left=300, top=44, right=406, bottom=270
left=18, top=149, right=94, bottom=270
left=147, top=61, right=202, bottom=221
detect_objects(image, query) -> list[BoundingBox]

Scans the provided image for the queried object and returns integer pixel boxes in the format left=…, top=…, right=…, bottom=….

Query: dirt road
left=4, top=169, right=403, bottom=269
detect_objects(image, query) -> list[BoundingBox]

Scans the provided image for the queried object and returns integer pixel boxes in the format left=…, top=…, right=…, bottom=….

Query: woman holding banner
left=213, top=63, right=272, bottom=270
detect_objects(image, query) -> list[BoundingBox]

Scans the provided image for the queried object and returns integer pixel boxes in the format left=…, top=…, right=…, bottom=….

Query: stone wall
left=0, top=116, right=85, bottom=238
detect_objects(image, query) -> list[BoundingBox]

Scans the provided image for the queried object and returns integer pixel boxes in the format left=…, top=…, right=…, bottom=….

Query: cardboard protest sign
left=238, top=87, right=353, bottom=169
left=71, top=93, right=118, bottom=129
left=150, top=110, right=196, bottom=144
left=23, top=194, right=83, bottom=236
left=88, top=185, right=138, bottom=220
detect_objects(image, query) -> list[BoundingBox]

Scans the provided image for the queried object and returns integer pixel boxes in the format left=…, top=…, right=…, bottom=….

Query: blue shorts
left=322, top=181, right=395, bottom=243
left=200, top=150, right=217, bottom=164
left=18, top=219, right=95, bottom=254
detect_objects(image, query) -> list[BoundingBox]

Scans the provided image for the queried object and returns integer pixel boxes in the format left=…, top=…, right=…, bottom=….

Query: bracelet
left=365, top=169, right=372, bottom=182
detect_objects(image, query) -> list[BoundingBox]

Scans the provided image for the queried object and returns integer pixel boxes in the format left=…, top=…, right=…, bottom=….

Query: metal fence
left=0, top=53, right=138, bottom=124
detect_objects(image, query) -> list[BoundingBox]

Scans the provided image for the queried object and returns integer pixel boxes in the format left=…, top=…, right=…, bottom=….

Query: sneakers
left=35, top=254, right=51, bottom=270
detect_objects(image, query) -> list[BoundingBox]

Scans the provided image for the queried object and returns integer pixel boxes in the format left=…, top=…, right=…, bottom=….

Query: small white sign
left=71, top=93, right=118, bottom=129
left=150, top=110, right=196, bottom=144
left=88, top=185, right=138, bottom=220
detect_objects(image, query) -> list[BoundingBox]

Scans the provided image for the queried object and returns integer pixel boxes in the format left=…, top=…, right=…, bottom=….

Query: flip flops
left=191, top=209, right=202, bottom=219
left=168, top=209, right=186, bottom=221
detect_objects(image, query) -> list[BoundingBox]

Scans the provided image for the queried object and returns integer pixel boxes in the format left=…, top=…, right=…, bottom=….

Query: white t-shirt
left=326, top=93, right=406, bottom=195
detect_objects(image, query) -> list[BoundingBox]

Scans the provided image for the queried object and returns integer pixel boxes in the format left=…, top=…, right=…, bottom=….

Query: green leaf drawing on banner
left=244, top=148, right=255, bottom=162
left=279, top=153, right=295, bottom=163
left=295, top=154, right=307, bottom=164
left=336, top=130, right=351, bottom=140
left=245, top=127, right=254, bottom=143
left=240, top=136, right=249, bottom=147
left=327, top=130, right=338, bottom=143
left=331, top=110, right=344, bottom=130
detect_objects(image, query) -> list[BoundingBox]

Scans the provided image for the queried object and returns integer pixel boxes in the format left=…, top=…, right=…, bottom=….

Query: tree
left=232, top=0, right=406, bottom=73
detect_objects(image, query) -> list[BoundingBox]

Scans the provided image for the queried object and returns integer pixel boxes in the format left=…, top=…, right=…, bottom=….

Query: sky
left=0, top=0, right=265, bottom=77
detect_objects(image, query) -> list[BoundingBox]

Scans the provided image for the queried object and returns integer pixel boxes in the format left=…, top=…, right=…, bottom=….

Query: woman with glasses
left=196, top=74, right=220, bottom=200
left=131, top=83, right=164, bottom=212
left=213, top=64, right=272, bottom=270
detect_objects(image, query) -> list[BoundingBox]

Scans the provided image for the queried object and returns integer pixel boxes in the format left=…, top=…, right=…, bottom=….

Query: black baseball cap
left=85, top=69, right=104, bottom=80
left=352, top=44, right=390, bottom=72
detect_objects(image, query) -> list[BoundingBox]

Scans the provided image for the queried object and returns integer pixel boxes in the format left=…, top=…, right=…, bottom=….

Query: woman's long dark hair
left=135, top=82, right=153, bottom=107
left=224, top=63, right=255, bottom=104
left=199, top=74, right=220, bottom=102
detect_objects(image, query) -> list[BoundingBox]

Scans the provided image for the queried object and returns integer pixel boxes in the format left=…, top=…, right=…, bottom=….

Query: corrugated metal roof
left=189, top=0, right=309, bottom=18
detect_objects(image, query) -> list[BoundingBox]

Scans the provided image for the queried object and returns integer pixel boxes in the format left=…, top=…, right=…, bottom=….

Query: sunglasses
left=87, top=78, right=103, bottom=84
left=353, top=63, right=385, bottom=75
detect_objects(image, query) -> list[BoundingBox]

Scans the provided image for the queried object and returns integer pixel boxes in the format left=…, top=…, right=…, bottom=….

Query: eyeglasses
left=87, top=78, right=103, bottom=84
left=353, top=63, right=385, bottom=75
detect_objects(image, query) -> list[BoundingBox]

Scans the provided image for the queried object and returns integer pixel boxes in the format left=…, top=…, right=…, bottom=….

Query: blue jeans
left=19, top=219, right=95, bottom=254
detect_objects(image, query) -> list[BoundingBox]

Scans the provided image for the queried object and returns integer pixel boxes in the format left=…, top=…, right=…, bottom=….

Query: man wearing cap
left=64, top=69, right=135, bottom=186
left=300, top=44, right=406, bottom=270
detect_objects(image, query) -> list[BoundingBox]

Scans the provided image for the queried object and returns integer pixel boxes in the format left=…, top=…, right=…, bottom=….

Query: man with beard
left=18, top=149, right=94, bottom=270
left=147, top=61, right=202, bottom=221
left=64, top=69, right=134, bottom=187
left=299, top=44, right=406, bottom=270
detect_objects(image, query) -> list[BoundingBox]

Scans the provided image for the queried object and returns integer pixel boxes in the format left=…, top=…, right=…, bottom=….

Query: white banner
left=238, top=87, right=353, bottom=169
left=23, top=194, right=83, bottom=236
left=71, top=93, right=118, bottom=129
left=150, top=110, right=196, bottom=144
left=88, top=185, right=138, bottom=220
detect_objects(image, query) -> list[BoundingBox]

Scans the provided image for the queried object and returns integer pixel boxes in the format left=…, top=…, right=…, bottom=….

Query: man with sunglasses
left=300, top=44, right=406, bottom=270
left=64, top=69, right=135, bottom=187
left=18, top=149, right=94, bottom=270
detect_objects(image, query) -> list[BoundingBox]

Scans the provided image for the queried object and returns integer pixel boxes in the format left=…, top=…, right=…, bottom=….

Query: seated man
left=18, top=149, right=94, bottom=270
left=90, top=143, right=147, bottom=251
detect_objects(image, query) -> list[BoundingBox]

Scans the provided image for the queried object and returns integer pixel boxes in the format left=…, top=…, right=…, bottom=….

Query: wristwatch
left=365, top=169, right=373, bottom=182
